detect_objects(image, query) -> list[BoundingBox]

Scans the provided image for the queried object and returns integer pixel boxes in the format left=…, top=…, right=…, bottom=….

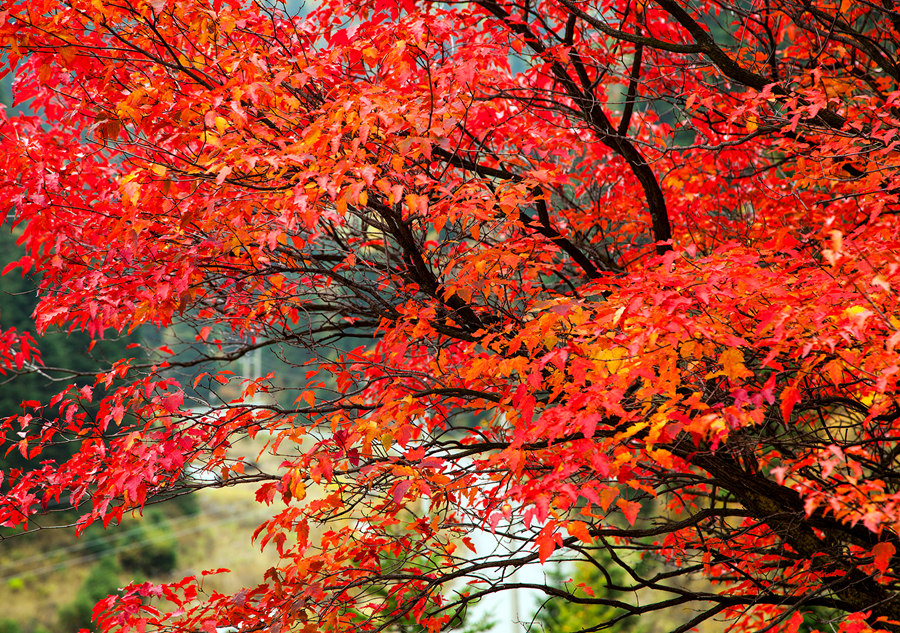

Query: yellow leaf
left=219, top=14, right=236, bottom=34
left=214, top=116, right=228, bottom=136
left=405, top=193, right=419, bottom=215
left=719, top=348, right=751, bottom=379
left=592, top=347, right=627, bottom=375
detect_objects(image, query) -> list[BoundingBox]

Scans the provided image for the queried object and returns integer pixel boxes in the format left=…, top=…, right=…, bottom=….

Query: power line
left=2, top=507, right=216, bottom=572
left=0, top=504, right=274, bottom=583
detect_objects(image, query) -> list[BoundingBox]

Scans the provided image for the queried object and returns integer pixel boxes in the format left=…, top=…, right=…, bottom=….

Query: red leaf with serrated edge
left=1, top=260, right=22, bottom=276
left=873, top=542, right=896, bottom=574
left=786, top=611, right=805, bottom=633
left=617, top=499, right=641, bottom=526
left=162, top=391, right=183, bottom=414
left=201, top=568, right=230, bottom=576
left=538, top=535, right=556, bottom=563
left=392, top=480, right=411, bottom=505
left=781, top=386, right=802, bottom=422
left=193, top=372, right=208, bottom=388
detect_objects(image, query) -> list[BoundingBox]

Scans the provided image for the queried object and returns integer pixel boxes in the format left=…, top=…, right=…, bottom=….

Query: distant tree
left=0, top=619, right=23, bottom=633
left=57, top=558, right=122, bottom=633
left=116, top=511, right=178, bottom=578
left=533, top=550, right=650, bottom=633
left=0, top=228, right=137, bottom=479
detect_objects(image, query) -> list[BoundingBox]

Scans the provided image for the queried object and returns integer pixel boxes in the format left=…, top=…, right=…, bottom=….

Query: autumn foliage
left=2, top=0, right=900, bottom=631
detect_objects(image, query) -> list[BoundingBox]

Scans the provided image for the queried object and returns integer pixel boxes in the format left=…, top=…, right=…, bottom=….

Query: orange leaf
left=780, top=386, right=802, bottom=422
left=538, top=535, right=556, bottom=563
left=617, top=499, right=641, bottom=526
left=598, top=487, right=619, bottom=511
left=567, top=520, right=592, bottom=543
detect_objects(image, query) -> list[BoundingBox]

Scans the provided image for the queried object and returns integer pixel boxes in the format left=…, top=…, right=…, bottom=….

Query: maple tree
left=2, top=0, right=900, bottom=631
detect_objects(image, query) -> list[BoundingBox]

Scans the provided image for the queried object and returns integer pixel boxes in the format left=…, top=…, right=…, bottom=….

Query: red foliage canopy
left=2, top=0, right=900, bottom=631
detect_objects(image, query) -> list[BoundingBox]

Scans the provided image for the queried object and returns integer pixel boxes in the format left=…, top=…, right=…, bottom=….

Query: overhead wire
left=0, top=503, right=274, bottom=583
